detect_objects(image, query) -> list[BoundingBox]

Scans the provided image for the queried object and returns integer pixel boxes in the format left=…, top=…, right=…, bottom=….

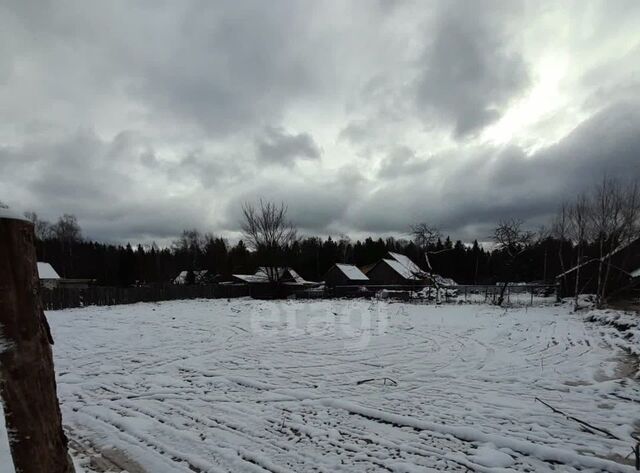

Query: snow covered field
left=3, top=299, right=640, bottom=472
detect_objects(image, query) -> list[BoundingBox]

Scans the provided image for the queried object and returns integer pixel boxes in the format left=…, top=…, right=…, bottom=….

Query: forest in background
left=31, top=215, right=565, bottom=287
left=11, top=176, right=637, bottom=290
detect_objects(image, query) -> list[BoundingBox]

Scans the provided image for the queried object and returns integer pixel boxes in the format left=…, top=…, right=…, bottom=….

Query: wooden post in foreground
left=0, top=210, right=75, bottom=473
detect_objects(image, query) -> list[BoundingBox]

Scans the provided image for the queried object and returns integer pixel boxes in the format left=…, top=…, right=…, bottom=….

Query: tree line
left=26, top=210, right=563, bottom=287
left=19, top=176, right=640, bottom=303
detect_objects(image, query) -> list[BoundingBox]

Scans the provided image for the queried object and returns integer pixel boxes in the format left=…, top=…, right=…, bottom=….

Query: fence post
left=0, top=212, right=76, bottom=473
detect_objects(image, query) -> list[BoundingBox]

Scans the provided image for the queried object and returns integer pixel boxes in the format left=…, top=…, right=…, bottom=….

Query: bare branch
left=241, top=199, right=298, bottom=283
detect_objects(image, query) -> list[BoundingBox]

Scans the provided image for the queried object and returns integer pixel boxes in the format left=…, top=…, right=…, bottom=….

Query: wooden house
left=365, top=252, right=427, bottom=286
left=324, top=264, right=369, bottom=287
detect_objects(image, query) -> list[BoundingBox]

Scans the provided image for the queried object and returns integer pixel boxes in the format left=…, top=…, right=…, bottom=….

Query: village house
left=364, top=252, right=427, bottom=286
left=324, top=263, right=369, bottom=287
left=232, top=267, right=315, bottom=287
left=37, top=262, right=94, bottom=289
left=37, top=262, right=61, bottom=289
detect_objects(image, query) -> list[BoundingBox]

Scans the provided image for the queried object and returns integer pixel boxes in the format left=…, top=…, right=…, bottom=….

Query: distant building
left=232, top=267, right=315, bottom=287
left=37, top=262, right=94, bottom=289
left=364, top=252, right=456, bottom=287
left=37, top=262, right=61, bottom=289
left=366, top=252, right=427, bottom=286
left=324, top=263, right=369, bottom=287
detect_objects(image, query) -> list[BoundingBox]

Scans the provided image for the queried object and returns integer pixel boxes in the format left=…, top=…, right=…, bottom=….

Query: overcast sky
left=1, top=0, right=639, bottom=244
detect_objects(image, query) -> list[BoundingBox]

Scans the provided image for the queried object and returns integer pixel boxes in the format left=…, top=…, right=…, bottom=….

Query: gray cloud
left=255, top=127, right=321, bottom=165
left=377, top=146, right=432, bottom=179
left=415, top=1, right=529, bottom=137
left=348, top=100, right=640, bottom=238
left=224, top=166, right=366, bottom=235
left=1, top=1, right=639, bottom=243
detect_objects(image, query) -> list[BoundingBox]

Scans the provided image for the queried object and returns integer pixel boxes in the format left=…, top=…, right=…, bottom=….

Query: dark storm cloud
left=377, top=146, right=432, bottom=179
left=349, top=100, right=640, bottom=238
left=414, top=1, right=529, bottom=137
left=127, top=1, right=322, bottom=135
left=255, top=127, right=322, bottom=165
left=1, top=0, right=639, bottom=243
left=223, top=166, right=367, bottom=234
left=0, top=129, right=207, bottom=242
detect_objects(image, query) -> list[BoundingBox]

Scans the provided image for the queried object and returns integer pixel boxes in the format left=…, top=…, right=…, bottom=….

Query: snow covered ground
left=0, top=403, right=14, bottom=473
left=3, top=299, right=640, bottom=472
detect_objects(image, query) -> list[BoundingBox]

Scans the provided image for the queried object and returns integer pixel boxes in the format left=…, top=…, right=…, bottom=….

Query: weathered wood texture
left=0, top=216, right=75, bottom=473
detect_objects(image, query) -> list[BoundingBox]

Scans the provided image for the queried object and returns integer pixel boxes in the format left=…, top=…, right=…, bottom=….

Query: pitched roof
left=386, top=252, right=426, bottom=280
left=232, top=273, right=269, bottom=283
left=234, top=267, right=314, bottom=285
left=381, top=258, right=420, bottom=280
left=335, top=263, right=368, bottom=281
left=37, top=262, right=60, bottom=280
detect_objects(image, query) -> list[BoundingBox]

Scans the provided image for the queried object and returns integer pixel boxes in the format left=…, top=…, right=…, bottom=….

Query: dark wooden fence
left=40, top=284, right=250, bottom=310
left=41, top=283, right=559, bottom=310
left=314, top=284, right=559, bottom=305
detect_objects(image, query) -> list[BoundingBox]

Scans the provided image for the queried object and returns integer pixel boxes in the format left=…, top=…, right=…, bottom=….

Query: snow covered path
left=45, top=300, right=639, bottom=472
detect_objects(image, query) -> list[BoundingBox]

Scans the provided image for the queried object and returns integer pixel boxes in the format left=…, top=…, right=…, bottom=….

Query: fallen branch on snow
left=535, top=397, right=621, bottom=440
left=356, top=378, right=398, bottom=386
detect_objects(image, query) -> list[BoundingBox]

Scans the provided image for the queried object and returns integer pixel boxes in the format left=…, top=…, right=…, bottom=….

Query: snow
left=335, top=263, right=368, bottom=281
left=0, top=401, right=15, bottom=473
left=37, top=262, right=61, bottom=280
left=234, top=268, right=314, bottom=285
left=2, top=300, right=639, bottom=472
left=174, top=270, right=209, bottom=284
left=0, top=207, right=28, bottom=222
left=383, top=258, right=422, bottom=280
left=387, top=252, right=426, bottom=278
left=284, top=268, right=311, bottom=285
left=586, top=309, right=640, bottom=361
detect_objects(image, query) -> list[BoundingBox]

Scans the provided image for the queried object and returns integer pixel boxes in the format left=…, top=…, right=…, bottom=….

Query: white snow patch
left=0, top=400, right=16, bottom=473
left=335, top=263, right=368, bottom=281
left=44, top=300, right=640, bottom=472
left=37, top=262, right=61, bottom=280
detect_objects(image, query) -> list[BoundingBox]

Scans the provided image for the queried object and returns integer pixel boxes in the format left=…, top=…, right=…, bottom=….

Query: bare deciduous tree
left=551, top=203, right=570, bottom=288
left=51, top=214, right=82, bottom=243
left=241, top=200, right=297, bottom=284
left=568, top=194, right=589, bottom=310
left=24, top=211, right=52, bottom=240
left=410, top=223, right=442, bottom=273
left=589, top=177, right=640, bottom=306
left=493, top=218, right=536, bottom=306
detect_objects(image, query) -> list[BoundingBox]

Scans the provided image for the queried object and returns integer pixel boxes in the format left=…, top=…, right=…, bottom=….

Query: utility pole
left=0, top=209, right=75, bottom=473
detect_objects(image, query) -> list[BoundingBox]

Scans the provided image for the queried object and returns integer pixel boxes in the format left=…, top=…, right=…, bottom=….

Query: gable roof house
left=324, top=264, right=369, bottom=287
left=37, top=262, right=95, bottom=289
left=37, top=262, right=61, bottom=289
left=365, top=252, right=428, bottom=286
left=232, top=267, right=315, bottom=286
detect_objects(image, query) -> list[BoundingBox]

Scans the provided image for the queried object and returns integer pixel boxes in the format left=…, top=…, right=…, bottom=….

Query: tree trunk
left=573, top=249, right=582, bottom=311
left=0, top=214, right=75, bottom=473
left=497, top=281, right=509, bottom=306
left=596, top=239, right=604, bottom=308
